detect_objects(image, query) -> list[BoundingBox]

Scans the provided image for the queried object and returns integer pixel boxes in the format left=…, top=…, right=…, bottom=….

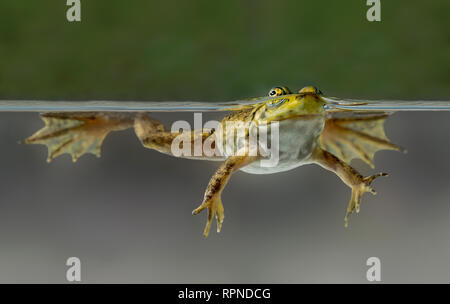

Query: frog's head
left=261, top=86, right=326, bottom=122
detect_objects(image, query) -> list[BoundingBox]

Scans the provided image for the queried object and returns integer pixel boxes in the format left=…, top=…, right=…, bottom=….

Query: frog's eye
left=268, top=88, right=280, bottom=97
left=268, top=86, right=291, bottom=97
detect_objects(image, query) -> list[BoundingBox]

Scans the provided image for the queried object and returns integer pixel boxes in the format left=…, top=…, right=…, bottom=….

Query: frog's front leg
left=311, top=146, right=387, bottom=227
left=192, top=154, right=259, bottom=237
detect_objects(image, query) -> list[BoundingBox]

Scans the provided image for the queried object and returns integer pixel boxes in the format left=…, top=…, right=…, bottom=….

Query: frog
left=25, top=86, right=402, bottom=237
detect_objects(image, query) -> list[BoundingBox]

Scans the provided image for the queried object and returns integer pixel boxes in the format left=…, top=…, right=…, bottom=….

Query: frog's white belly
left=241, top=117, right=325, bottom=174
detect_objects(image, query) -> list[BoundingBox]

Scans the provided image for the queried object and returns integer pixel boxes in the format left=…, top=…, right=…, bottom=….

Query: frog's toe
left=192, top=196, right=224, bottom=238
left=215, top=200, right=224, bottom=233
left=344, top=172, right=388, bottom=227
left=192, top=203, right=207, bottom=215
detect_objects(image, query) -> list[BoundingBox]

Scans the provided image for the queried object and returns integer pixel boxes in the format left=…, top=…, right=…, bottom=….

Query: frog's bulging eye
left=268, top=86, right=292, bottom=97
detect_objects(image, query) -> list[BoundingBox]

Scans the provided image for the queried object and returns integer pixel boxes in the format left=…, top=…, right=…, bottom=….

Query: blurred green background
left=1, top=0, right=449, bottom=100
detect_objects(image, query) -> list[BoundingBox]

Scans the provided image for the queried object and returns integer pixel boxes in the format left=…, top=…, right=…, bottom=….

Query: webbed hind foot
left=25, top=112, right=134, bottom=162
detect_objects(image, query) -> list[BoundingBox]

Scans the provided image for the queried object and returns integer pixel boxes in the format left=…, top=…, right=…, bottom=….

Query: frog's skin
left=25, top=86, right=402, bottom=237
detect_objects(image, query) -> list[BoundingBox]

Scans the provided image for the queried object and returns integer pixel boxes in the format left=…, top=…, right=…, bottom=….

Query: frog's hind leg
left=311, top=146, right=387, bottom=227
left=192, top=154, right=259, bottom=237
left=314, top=113, right=403, bottom=225
left=25, top=112, right=134, bottom=162
left=133, top=113, right=175, bottom=155
left=134, top=113, right=220, bottom=159
left=134, top=112, right=259, bottom=237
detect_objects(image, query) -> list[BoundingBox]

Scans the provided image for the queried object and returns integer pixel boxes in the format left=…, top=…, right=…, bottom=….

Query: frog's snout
left=298, top=86, right=323, bottom=95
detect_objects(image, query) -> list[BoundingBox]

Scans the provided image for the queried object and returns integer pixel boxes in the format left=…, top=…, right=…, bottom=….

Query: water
left=1, top=97, right=450, bottom=113
left=0, top=99, right=264, bottom=112
left=323, top=97, right=450, bottom=111
left=1, top=98, right=450, bottom=283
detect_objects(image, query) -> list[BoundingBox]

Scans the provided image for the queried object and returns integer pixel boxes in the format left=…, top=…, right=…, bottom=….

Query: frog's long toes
left=215, top=202, right=224, bottom=233
left=203, top=208, right=214, bottom=238
left=192, top=205, right=205, bottom=215
left=364, top=172, right=388, bottom=185
left=193, top=196, right=224, bottom=237
left=344, top=172, right=388, bottom=227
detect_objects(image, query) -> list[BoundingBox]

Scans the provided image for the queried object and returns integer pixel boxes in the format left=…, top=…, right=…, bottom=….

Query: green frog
left=25, top=86, right=402, bottom=237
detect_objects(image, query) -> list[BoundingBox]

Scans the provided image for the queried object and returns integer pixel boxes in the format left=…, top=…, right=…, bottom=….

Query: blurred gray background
left=0, top=0, right=449, bottom=283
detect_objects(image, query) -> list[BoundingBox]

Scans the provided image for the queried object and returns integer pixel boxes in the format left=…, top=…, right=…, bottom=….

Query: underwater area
left=0, top=0, right=449, bottom=283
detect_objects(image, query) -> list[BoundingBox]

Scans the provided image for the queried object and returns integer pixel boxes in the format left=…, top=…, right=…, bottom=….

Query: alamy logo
left=66, top=257, right=81, bottom=282
left=66, top=0, right=81, bottom=22
left=366, top=0, right=381, bottom=22
left=366, top=257, right=381, bottom=282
